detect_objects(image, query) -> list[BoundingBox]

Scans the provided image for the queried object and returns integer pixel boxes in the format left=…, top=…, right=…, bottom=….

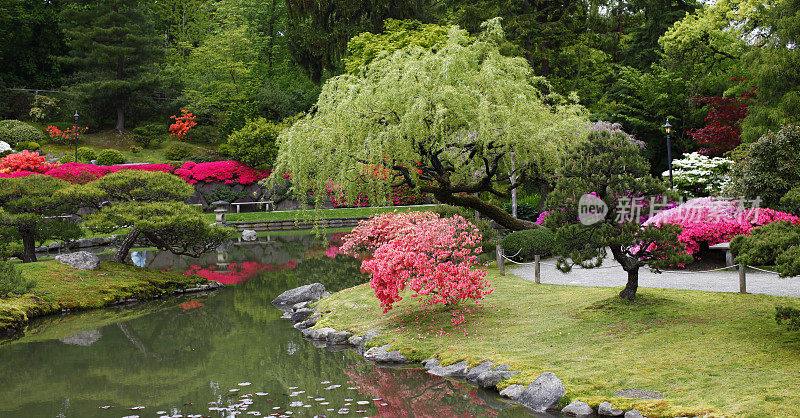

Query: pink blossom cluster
left=643, top=197, right=800, bottom=255
left=325, top=181, right=428, bottom=208
left=341, top=212, right=492, bottom=312
left=174, top=161, right=271, bottom=185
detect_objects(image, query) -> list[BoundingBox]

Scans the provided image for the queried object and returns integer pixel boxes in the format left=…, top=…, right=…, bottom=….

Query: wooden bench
left=709, top=242, right=734, bottom=266
left=230, top=201, right=275, bottom=213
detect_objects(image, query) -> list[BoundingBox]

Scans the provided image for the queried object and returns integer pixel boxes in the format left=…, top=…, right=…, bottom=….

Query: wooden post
left=535, top=255, right=541, bottom=284
left=496, top=244, right=505, bottom=276
left=739, top=264, right=747, bottom=294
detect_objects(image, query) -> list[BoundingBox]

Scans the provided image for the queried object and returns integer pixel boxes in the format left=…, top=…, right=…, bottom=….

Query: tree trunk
left=618, top=266, right=639, bottom=300
left=20, top=229, right=37, bottom=263
left=115, top=103, right=125, bottom=133
left=114, top=229, right=140, bottom=263
left=429, top=190, right=537, bottom=231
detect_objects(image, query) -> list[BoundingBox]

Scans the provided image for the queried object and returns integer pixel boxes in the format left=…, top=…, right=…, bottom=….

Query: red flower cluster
left=342, top=212, right=491, bottom=312
left=174, top=161, right=271, bottom=185
left=169, top=109, right=197, bottom=139
left=0, top=150, right=47, bottom=172
left=46, top=125, right=88, bottom=140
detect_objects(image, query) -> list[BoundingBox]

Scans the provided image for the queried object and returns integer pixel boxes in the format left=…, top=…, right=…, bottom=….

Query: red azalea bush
left=169, top=109, right=197, bottom=139
left=643, top=197, right=800, bottom=256
left=342, top=212, right=491, bottom=312
left=174, top=160, right=271, bottom=185
left=46, top=125, right=88, bottom=144
left=0, top=150, right=47, bottom=172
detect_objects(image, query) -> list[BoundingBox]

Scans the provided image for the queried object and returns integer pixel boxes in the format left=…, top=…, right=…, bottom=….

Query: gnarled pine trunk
left=114, top=229, right=140, bottom=263
left=618, top=266, right=640, bottom=300
left=20, top=229, right=37, bottom=263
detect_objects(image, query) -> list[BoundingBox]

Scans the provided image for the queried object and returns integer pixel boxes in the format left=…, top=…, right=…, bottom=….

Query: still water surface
left=0, top=234, right=548, bottom=417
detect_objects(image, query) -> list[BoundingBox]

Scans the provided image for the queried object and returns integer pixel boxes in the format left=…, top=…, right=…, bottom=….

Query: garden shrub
left=778, top=187, right=800, bottom=215
left=225, top=117, right=281, bottom=167
left=501, top=227, right=557, bottom=260
left=96, top=149, right=125, bottom=165
left=130, top=145, right=142, bottom=154
left=0, top=260, right=35, bottom=297
left=726, top=124, right=800, bottom=208
left=183, top=125, right=216, bottom=143
left=776, top=306, right=800, bottom=331
left=76, top=147, right=97, bottom=162
left=164, top=142, right=194, bottom=160
left=17, top=141, right=40, bottom=151
left=731, top=221, right=800, bottom=277
left=174, top=160, right=270, bottom=185
left=0, top=120, right=44, bottom=148
left=59, top=154, right=76, bottom=163
left=131, top=122, right=167, bottom=148
left=341, top=211, right=491, bottom=312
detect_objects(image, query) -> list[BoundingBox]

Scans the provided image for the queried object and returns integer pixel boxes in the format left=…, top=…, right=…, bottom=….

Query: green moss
left=313, top=269, right=800, bottom=417
left=0, top=261, right=205, bottom=334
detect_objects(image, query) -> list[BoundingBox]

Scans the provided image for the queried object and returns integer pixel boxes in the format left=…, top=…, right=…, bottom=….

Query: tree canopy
left=273, top=19, right=588, bottom=230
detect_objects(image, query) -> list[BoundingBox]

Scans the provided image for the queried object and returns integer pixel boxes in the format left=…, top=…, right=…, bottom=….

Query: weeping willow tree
left=272, top=19, right=588, bottom=230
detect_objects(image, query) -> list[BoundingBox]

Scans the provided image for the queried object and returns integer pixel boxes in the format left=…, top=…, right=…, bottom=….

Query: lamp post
left=73, top=110, right=79, bottom=163
left=663, top=119, right=673, bottom=189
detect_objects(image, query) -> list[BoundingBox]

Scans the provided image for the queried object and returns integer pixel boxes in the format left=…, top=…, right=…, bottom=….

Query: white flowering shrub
left=0, top=141, right=11, bottom=154
left=666, top=152, right=731, bottom=197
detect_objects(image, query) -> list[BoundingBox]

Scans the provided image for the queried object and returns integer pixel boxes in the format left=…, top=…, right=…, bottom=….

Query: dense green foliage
left=96, top=149, right=126, bottom=166
left=84, top=170, right=231, bottom=262
left=0, top=260, right=34, bottom=297
left=546, top=125, right=691, bottom=300
left=501, top=227, right=556, bottom=260
left=0, top=176, right=90, bottom=263
left=731, top=221, right=800, bottom=277
left=164, top=142, right=195, bottom=161
left=726, top=125, right=800, bottom=208
left=274, top=20, right=587, bottom=231
left=223, top=117, right=282, bottom=168
left=0, top=120, right=44, bottom=148
left=76, top=147, right=97, bottom=163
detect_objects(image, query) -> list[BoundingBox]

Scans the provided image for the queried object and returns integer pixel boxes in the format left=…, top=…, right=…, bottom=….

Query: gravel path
left=509, top=254, right=800, bottom=298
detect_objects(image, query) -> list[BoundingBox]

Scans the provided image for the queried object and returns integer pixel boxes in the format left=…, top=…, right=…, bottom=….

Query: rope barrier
left=745, top=265, right=782, bottom=275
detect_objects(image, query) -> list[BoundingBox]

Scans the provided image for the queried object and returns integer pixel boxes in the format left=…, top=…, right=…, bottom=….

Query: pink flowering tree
left=341, top=212, right=492, bottom=312
left=643, top=197, right=800, bottom=256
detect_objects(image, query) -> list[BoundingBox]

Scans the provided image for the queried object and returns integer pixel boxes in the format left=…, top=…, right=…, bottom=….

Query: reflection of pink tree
left=185, top=260, right=298, bottom=284
left=344, top=365, right=498, bottom=418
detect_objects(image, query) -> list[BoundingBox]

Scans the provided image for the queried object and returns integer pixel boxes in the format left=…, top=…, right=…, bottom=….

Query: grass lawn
left=211, top=204, right=437, bottom=223
left=0, top=260, right=206, bottom=334
left=313, top=269, right=800, bottom=417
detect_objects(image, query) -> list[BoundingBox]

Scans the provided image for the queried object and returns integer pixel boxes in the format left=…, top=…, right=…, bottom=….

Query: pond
left=0, top=234, right=554, bottom=417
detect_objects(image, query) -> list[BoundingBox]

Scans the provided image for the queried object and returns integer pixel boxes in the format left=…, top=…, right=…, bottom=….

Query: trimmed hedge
left=501, top=227, right=556, bottom=260
left=96, top=149, right=125, bottom=165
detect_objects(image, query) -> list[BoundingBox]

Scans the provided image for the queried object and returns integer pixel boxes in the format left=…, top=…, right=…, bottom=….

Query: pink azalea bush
left=643, top=197, right=800, bottom=256
left=341, top=212, right=492, bottom=312
left=174, top=161, right=271, bottom=185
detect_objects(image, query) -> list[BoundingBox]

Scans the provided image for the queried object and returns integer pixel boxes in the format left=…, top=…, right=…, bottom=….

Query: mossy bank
left=312, top=269, right=800, bottom=417
left=0, top=260, right=213, bottom=336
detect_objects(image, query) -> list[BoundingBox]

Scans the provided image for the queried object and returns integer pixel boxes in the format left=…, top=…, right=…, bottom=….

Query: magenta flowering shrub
left=174, top=161, right=271, bottom=185
left=341, top=212, right=492, bottom=312
left=643, top=197, right=800, bottom=255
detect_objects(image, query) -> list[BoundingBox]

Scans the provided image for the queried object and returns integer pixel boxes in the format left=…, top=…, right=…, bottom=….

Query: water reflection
left=0, top=234, right=538, bottom=417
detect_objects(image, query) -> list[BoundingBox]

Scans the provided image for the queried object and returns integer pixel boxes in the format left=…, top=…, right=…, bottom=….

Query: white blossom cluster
left=665, top=152, right=732, bottom=197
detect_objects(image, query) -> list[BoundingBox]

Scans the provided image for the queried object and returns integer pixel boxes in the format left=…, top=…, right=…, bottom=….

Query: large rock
left=242, top=229, right=258, bottom=241
left=517, top=372, right=566, bottom=413
left=624, top=410, right=645, bottom=418
left=499, top=384, right=525, bottom=401
left=301, top=327, right=336, bottom=341
left=475, top=369, right=521, bottom=389
left=272, top=283, right=327, bottom=311
left=598, top=401, right=624, bottom=416
left=294, top=313, right=321, bottom=330
left=55, top=251, right=99, bottom=271
left=465, top=361, right=494, bottom=382
left=562, top=401, right=594, bottom=416
left=427, top=360, right=470, bottom=379
left=364, top=344, right=409, bottom=364
left=290, top=308, right=314, bottom=324
left=326, top=331, right=352, bottom=345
